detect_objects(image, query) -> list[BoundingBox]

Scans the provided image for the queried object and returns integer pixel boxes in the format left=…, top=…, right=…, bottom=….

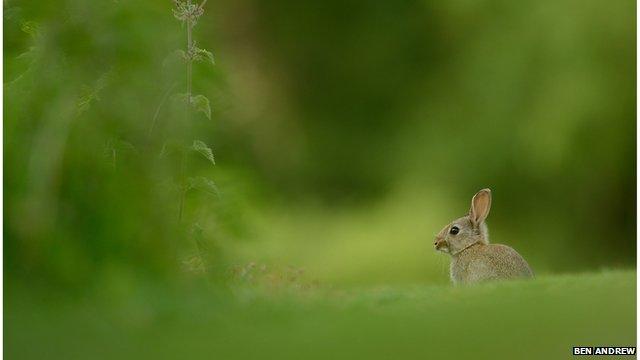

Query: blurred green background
left=4, top=0, right=636, bottom=358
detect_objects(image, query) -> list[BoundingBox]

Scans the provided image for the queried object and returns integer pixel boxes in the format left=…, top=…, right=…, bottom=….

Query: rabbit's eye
left=449, top=226, right=460, bottom=235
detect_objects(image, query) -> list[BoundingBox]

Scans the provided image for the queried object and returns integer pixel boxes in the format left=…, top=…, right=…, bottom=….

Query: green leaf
left=193, top=47, right=215, bottom=65
left=187, top=176, right=220, bottom=197
left=173, top=94, right=212, bottom=120
left=191, top=140, right=215, bottom=165
left=191, top=94, right=211, bottom=120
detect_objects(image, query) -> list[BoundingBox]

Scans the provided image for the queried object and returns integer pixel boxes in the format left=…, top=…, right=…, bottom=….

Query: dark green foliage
left=4, top=0, right=227, bottom=289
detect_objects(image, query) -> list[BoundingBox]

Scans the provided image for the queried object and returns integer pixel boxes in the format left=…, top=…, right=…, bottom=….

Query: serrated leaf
left=187, top=176, right=220, bottom=197
left=172, top=93, right=212, bottom=120
left=191, top=140, right=215, bottom=165
left=191, top=94, right=211, bottom=119
left=193, top=47, right=215, bottom=65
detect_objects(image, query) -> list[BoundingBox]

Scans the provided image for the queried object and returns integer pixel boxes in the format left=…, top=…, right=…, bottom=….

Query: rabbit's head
left=434, top=189, right=492, bottom=255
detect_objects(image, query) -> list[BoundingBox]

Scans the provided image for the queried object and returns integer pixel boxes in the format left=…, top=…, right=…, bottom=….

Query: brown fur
left=434, top=189, right=534, bottom=284
left=450, top=243, right=533, bottom=283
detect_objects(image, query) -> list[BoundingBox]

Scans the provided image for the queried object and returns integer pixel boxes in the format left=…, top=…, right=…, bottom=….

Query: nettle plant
left=106, top=1, right=222, bottom=277
left=168, top=0, right=218, bottom=222
left=172, top=0, right=214, bottom=123
left=158, top=0, right=222, bottom=276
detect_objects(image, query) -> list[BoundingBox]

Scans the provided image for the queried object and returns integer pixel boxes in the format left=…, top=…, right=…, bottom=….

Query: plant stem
left=186, top=1, right=193, bottom=103
left=178, top=1, right=194, bottom=222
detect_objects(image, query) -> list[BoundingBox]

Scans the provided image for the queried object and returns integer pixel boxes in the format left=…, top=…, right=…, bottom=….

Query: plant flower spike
left=173, top=0, right=213, bottom=120
left=170, top=0, right=218, bottom=221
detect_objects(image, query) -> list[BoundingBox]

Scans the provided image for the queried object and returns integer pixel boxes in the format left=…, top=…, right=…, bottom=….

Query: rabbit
left=434, top=188, right=533, bottom=284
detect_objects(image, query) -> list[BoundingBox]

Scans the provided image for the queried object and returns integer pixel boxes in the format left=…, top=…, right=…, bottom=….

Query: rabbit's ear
left=469, top=188, right=492, bottom=227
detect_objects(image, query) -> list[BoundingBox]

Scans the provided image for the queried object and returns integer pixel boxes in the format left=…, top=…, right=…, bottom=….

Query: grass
left=6, top=269, right=635, bottom=360
left=231, top=186, right=560, bottom=287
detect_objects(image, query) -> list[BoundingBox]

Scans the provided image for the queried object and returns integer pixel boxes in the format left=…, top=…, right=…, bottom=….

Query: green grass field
left=6, top=269, right=635, bottom=360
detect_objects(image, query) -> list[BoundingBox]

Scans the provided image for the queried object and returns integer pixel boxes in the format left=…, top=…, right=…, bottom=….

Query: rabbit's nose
left=434, top=238, right=448, bottom=250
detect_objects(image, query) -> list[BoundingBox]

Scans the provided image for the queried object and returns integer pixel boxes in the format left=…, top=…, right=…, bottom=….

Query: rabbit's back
left=450, top=243, right=533, bottom=284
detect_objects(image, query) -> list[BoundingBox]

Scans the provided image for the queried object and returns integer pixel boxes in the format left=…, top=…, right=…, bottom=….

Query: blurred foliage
left=4, top=0, right=234, bottom=289
left=3, top=0, right=636, bottom=291
left=215, top=0, right=635, bottom=275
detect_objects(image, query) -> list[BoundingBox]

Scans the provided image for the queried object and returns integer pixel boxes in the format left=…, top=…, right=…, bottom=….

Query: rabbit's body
left=450, top=242, right=533, bottom=284
left=434, top=189, right=534, bottom=284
